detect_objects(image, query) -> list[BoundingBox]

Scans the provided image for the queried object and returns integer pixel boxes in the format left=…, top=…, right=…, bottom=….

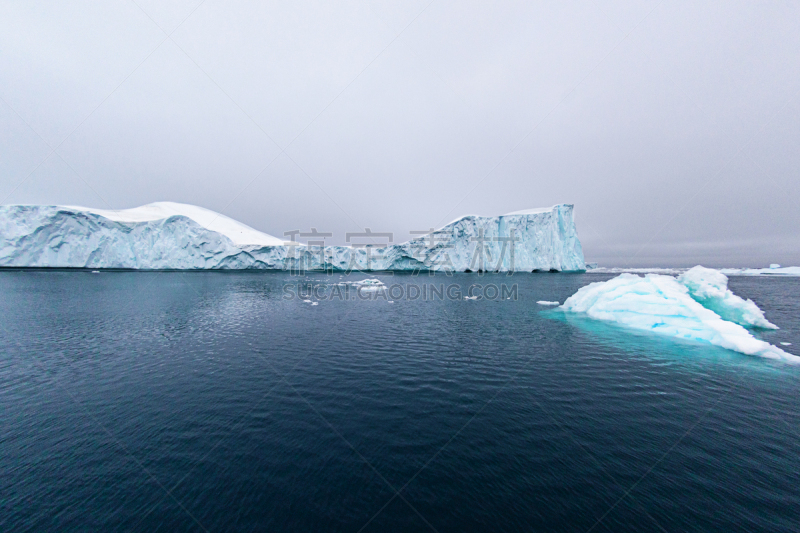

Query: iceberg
left=0, top=202, right=585, bottom=271
left=677, top=266, right=777, bottom=329
left=561, top=269, right=797, bottom=363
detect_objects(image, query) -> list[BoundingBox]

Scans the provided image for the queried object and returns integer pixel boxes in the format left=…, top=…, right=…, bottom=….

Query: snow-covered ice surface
left=504, top=207, right=558, bottom=215
left=62, top=202, right=285, bottom=247
left=561, top=269, right=797, bottom=363
left=0, top=203, right=585, bottom=271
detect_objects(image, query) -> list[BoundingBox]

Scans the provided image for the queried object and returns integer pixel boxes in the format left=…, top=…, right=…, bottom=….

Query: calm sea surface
left=1, top=271, right=799, bottom=532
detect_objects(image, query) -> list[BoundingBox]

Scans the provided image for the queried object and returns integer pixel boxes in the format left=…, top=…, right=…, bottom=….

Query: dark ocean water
left=1, top=271, right=799, bottom=532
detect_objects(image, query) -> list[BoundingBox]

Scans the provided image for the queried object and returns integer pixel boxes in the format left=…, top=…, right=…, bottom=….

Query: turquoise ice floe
left=560, top=267, right=797, bottom=363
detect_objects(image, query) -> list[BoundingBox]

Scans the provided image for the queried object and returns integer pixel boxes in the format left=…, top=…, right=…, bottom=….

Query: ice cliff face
left=0, top=202, right=585, bottom=271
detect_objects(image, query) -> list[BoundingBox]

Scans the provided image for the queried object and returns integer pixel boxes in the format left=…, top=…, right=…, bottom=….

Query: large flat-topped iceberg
left=0, top=202, right=585, bottom=271
left=561, top=266, right=797, bottom=362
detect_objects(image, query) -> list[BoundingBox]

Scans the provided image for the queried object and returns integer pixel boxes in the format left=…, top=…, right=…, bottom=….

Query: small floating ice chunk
left=781, top=342, right=792, bottom=346
left=311, top=302, right=318, bottom=306
left=356, top=278, right=385, bottom=286
left=537, top=300, right=560, bottom=306
left=464, top=295, right=478, bottom=300
left=561, top=271, right=796, bottom=362
left=770, top=264, right=781, bottom=269
left=302, top=299, right=312, bottom=303
left=91, top=270, right=100, bottom=273
left=338, top=278, right=387, bottom=291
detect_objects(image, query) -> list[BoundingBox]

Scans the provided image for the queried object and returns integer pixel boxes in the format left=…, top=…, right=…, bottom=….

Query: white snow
left=504, top=206, right=558, bottom=216
left=537, top=300, right=560, bottom=306
left=63, top=201, right=285, bottom=247
left=561, top=271, right=797, bottom=363
left=677, top=266, right=777, bottom=329
left=439, top=205, right=562, bottom=229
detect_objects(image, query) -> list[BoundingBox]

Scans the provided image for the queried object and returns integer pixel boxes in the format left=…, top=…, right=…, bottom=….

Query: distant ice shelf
left=587, top=266, right=800, bottom=277
left=720, top=266, right=800, bottom=277
left=0, top=202, right=585, bottom=271
left=560, top=266, right=797, bottom=363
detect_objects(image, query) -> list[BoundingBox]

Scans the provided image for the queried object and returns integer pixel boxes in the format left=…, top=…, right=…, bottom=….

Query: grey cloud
left=1, top=0, right=798, bottom=266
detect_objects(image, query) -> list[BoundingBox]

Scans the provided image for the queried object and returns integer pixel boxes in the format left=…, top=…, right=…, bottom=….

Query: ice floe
left=338, top=279, right=387, bottom=291
left=561, top=269, right=797, bottom=363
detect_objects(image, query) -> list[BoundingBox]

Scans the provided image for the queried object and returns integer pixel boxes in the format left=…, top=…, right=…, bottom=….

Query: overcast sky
left=1, top=0, right=798, bottom=266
